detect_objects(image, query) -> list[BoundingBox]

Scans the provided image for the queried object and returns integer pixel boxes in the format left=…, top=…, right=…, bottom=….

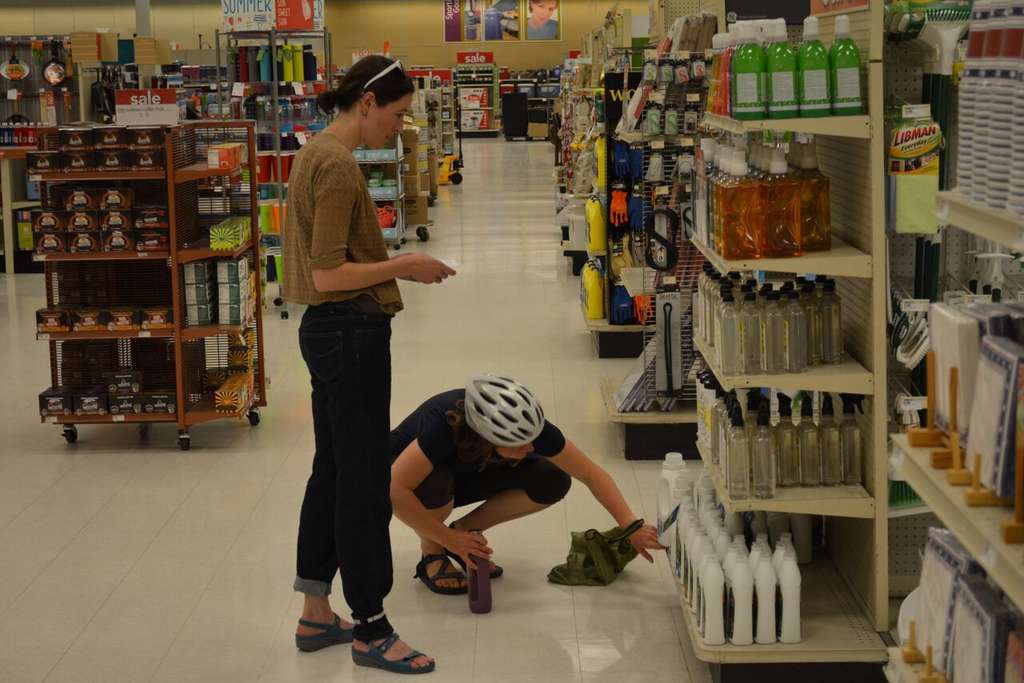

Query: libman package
left=887, top=106, right=941, bottom=234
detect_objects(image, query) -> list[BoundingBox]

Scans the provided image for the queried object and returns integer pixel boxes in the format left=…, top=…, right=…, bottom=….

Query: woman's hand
left=629, top=524, right=666, bottom=563
left=401, top=254, right=456, bottom=284
left=445, top=529, right=493, bottom=570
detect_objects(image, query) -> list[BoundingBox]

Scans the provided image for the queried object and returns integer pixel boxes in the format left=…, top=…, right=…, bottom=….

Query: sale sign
left=275, top=0, right=315, bottom=31
left=115, top=89, right=179, bottom=126
left=456, top=51, right=494, bottom=65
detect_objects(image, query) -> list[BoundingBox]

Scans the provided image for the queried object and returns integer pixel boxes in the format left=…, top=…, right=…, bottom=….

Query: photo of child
left=526, top=0, right=559, bottom=40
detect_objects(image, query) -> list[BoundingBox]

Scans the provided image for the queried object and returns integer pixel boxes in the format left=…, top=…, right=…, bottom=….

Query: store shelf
left=600, top=377, right=697, bottom=424
left=883, top=647, right=919, bottom=683
left=175, top=163, right=242, bottom=184
left=581, top=302, right=644, bottom=333
left=694, top=336, right=874, bottom=395
left=177, top=238, right=253, bottom=264
left=180, top=323, right=247, bottom=341
left=29, top=170, right=166, bottom=182
left=12, top=200, right=40, bottom=209
left=185, top=394, right=255, bottom=427
left=692, top=235, right=873, bottom=279
left=935, top=190, right=1024, bottom=252
left=36, top=329, right=174, bottom=342
left=891, top=433, right=1024, bottom=610
left=887, top=504, right=931, bottom=519
left=368, top=187, right=403, bottom=201
left=696, top=441, right=875, bottom=519
left=41, top=413, right=177, bottom=425
left=702, top=113, right=872, bottom=139
left=669, top=553, right=886, bottom=663
left=616, top=132, right=697, bottom=146
left=32, top=251, right=170, bottom=263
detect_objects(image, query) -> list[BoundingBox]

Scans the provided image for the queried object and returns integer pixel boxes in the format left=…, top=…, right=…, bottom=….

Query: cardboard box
left=428, top=152, right=439, bottom=195
left=133, top=37, right=171, bottom=65
left=528, top=121, right=548, bottom=139
left=208, top=143, right=245, bottom=171
left=400, top=129, right=419, bottom=155
left=404, top=192, right=429, bottom=226
left=419, top=171, right=430, bottom=193
left=71, top=32, right=119, bottom=63
left=403, top=173, right=419, bottom=194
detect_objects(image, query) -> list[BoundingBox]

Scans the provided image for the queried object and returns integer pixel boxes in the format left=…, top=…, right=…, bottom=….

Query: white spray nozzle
left=803, top=15, right=820, bottom=40
left=835, top=14, right=851, bottom=39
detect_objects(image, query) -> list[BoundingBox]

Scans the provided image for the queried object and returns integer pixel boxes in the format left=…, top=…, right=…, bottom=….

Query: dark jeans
left=294, top=302, right=394, bottom=643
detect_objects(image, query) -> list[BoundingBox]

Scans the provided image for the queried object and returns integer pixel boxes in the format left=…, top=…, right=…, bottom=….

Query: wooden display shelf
left=694, top=336, right=874, bottom=395
left=180, top=323, right=247, bottom=341
left=696, top=441, right=874, bottom=518
left=692, top=234, right=873, bottom=280
left=32, top=251, right=170, bottom=263
left=177, top=238, right=253, bottom=264
left=599, top=377, right=697, bottom=424
left=702, top=113, right=872, bottom=139
left=936, top=190, right=1024, bottom=252
left=185, top=395, right=255, bottom=427
left=41, top=413, right=176, bottom=425
left=174, top=162, right=242, bottom=183
left=669, top=554, right=886, bottom=664
left=891, top=433, right=1024, bottom=610
left=29, top=170, right=166, bottom=182
left=36, top=329, right=174, bottom=342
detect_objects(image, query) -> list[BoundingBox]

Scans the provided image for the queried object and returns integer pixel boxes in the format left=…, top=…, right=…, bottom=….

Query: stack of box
left=209, top=216, right=251, bottom=251
left=401, top=128, right=419, bottom=195
left=217, top=257, right=253, bottom=326
left=105, top=370, right=143, bottom=415
left=183, top=261, right=215, bottom=327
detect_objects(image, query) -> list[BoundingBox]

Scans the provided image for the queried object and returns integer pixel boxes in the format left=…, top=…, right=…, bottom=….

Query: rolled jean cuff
left=293, top=576, right=331, bottom=596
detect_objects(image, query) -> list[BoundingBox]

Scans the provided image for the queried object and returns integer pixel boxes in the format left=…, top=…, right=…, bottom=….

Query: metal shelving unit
left=691, top=233, right=874, bottom=279
left=934, top=190, right=1024, bottom=252
left=455, top=64, right=500, bottom=137
left=702, top=112, right=872, bottom=139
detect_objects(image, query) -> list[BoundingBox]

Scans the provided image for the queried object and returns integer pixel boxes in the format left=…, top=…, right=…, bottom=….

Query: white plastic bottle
left=657, top=452, right=686, bottom=549
left=715, top=528, right=732, bottom=558
left=689, top=533, right=711, bottom=611
left=702, top=558, right=727, bottom=645
left=755, top=557, right=778, bottom=644
left=725, top=511, right=744, bottom=538
left=728, top=560, right=755, bottom=645
left=779, top=549, right=802, bottom=643
left=772, top=533, right=792, bottom=576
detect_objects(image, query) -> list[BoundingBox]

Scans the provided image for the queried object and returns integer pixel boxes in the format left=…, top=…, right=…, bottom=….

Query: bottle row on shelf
left=693, top=135, right=831, bottom=261
left=707, top=15, right=864, bottom=121
left=695, top=268, right=844, bottom=376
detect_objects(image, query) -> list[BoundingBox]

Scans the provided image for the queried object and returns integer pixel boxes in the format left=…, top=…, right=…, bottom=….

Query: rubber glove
left=629, top=196, right=645, bottom=232
left=613, top=141, right=630, bottom=179
left=610, top=285, right=636, bottom=325
left=629, top=146, right=645, bottom=182
left=610, top=189, right=629, bottom=227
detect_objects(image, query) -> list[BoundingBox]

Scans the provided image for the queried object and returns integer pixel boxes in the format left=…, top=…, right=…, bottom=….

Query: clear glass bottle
left=776, top=394, right=801, bottom=487
left=728, top=408, right=751, bottom=500
left=800, top=283, right=822, bottom=367
left=840, top=394, right=863, bottom=485
left=762, top=292, right=787, bottom=374
left=709, top=387, right=726, bottom=465
left=819, top=395, right=843, bottom=486
left=819, top=280, right=843, bottom=364
left=784, top=291, right=807, bottom=373
left=718, top=291, right=741, bottom=375
left=716, top=393, right=733, bottom=469
left=797, top=395, right=821, bottom=486
left=751, top=404, right=776, bottom=499
left=739, top=292, right=762, bottom=374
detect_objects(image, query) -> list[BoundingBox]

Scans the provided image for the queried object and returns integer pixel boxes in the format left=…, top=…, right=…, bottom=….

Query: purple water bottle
left=468, top=552, right=492, bottom=614
left=484, top=6, right=503, bottom=40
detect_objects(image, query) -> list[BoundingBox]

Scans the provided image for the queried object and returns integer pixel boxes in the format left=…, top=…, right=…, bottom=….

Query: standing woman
left=282, top=56, right=455, bottom=675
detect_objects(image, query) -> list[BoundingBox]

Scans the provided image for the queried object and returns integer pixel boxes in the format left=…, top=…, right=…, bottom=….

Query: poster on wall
left=525, top=0, right=560, bottom=40
left=222, top=0, right=316, bottom=32
left=444, top=1, right=530, bottom=42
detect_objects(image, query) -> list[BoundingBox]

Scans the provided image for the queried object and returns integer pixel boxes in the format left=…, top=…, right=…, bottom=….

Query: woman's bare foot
left=423, top=556, right=466, bottom=591
left=353, top=636, right=434, bottom=669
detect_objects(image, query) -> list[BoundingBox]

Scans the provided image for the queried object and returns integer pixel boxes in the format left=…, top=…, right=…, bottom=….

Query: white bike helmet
left=463, top=375, right=545, bottom=447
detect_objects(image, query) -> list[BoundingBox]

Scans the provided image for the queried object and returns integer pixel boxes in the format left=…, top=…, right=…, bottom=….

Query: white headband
left=364, top=60, right=403, bottom=90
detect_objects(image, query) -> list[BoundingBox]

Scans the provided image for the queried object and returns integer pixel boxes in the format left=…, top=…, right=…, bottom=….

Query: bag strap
left=586, top=518, right=644, bottom=544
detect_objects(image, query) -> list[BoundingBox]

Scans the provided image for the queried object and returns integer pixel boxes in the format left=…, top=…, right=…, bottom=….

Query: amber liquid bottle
left=795, top=139, right=831, bottom=252
left=761, top=148, right=802, bottom=258
left=720, top=150, right=762, bottom=260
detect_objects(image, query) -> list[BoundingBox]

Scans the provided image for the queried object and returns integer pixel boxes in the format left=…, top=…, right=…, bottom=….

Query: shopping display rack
left=33, top=121, right=268, bottom=450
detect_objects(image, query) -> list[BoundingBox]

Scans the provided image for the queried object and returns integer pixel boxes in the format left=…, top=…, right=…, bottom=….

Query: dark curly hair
left=446, top=400, right=497, bottom=466
left=316, top=55, right=414, bottom=115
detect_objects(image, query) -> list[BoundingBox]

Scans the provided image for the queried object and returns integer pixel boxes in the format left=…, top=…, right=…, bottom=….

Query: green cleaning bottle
left=732, top=22, right=767, bottom=121
left=797, top=16, right=831, bottom=118
left=766, top=19, right=798, bottom=119
left=829, top=15, right=864, bottom=115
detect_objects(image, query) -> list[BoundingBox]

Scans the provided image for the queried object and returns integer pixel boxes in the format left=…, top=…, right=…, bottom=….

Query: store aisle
left=0, top=139, right=710, bottom=683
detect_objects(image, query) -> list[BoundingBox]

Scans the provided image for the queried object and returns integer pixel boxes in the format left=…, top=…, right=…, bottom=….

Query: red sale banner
left=456, top=51, right=494, bottom=65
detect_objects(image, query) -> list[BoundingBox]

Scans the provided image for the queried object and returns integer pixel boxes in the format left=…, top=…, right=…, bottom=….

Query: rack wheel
left=62, top=425, right=77, bottom=444
left=178, top=433, right=191, bottom=451
left=248, top=410, right=261, bottom=427
left=427, top=196, right=435, bottom=207
left=450, top=172, right=463, bottom=185
left=393, top=243, right=402, bottom=251
left=274, top=297, right=284, bottom=307
left=281, top=310, right=290, bottom=320
left=416, top=226, right=430, bottom=242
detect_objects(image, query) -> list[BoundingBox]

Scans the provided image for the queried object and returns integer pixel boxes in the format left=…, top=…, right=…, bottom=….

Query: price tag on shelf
left=29, top=174, right=40, bottom=182
left=37, top=333, right=49, bottom=341
left=680, top=137, right=695, bottom=147
left=654, top=185, right=671, bottom=197
left=138, top=331, right=151, bottom=338
left=292, top=82, right=304, bottom=96
left=944, top=291, right=967, bottom=306
left=900, top=299, right=931, bottom=313
left=898, top=396, right=928, bottom=412
left=650, top=91, right=664, bottom=103
left=137, top=252, right=147, bottom=258
left=296, top=132, right=309, bottom=146
left=980, top=543, right=998, bottom=570
left=112, top=414, right=126, bottom=422
left=664, top=276, right=677, bottom=285
left=46, top=416, right=57, bottom=424
left=967, top=294, right=992, bottom=304
left=671, top=51, right=690, bottom=61
left=32, top=254, right=45, bottom=261
left=7, top=88, right=17, bottom=101
left=651, top=140, right=665, bottom=150
left=231, top=82, right=245, bottom=97
left=687, top=93, right=701, bottom=103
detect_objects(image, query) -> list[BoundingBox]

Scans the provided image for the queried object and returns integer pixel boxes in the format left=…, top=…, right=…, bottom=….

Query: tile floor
left=0, top=139, right=711, bottom=682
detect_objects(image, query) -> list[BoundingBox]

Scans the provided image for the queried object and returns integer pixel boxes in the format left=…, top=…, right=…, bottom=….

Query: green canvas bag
left=547, top=519, right=644, bottom=586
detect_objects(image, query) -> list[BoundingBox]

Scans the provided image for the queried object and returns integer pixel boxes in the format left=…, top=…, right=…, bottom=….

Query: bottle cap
left=801, top=283, right=816, bottom=294
left=822, top=394, right=835, bottom=417
left=841, top=393, right=861, bottom=415
left=722, top=291, right=735, bottom=303
left=834, top=14, right=851, bottom=39
left=769, top=147, right=789, bottom=175
left=778, top=393, right=792, bottom=417
left=746, top=279, right=758, bottom=289
left=788, top=291, right=801, bottom=301
left=730, top=272, right=743, bottom=281
left=781, top=281, right=794, bottom=292
left=757, top=403, right=770, bottom=427
left=665, top=452, right=684, bottom=466
left=731, top=408, right=745, bottom=428
left=748, top=391, right=762, bottom=410
left=801, top=395, right=813, bottom=418
left=773, top=18, right=789, bottom=43
left=823, top=281, right=836, bottom=293
left=803, top=15, right=819, bottom=41
left=712, top=33, right=728, bottom=50
left=744, top=291, right=757, bottom=303
left=767, top=291, right=780, bottom=301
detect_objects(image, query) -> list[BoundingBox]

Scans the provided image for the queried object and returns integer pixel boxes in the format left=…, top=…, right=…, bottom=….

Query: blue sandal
left=352, top=632, right=435, bottom=674
left=295, top=614, right=354, bottom=652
